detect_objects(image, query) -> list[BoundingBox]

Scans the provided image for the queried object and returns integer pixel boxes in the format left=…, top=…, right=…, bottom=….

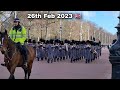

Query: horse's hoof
left=9, top=76, right=15, bottom=79
left=13, top=76, right=15, bottom=79
left=1, top=63, right=5, bottom=66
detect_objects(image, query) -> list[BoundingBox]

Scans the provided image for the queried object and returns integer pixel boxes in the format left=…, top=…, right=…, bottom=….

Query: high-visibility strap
left=22, top=34, right=27, bottom=38
left=14, top=31, right=17, bottom=42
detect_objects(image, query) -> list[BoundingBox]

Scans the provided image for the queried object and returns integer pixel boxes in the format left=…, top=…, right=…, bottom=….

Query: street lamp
left=60, top=19, right=62, bottom=41
left=80, top=21, right=83, bottom=41
left=87, top=25, right=90, bottom=40
left=28, top=20, right=32, bottom=39
left=109, top=12, right=120, bottom=79
left=41, top=26, right=43, bottom=39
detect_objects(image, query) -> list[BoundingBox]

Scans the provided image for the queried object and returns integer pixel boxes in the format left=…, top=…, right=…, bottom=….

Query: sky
left=0, top=11, right=119, bottom=35
left=68, top=11, right=119, bottom=35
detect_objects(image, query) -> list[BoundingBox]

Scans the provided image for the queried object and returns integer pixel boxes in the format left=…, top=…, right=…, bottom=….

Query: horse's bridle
left=1, top=37, right=17, bottom=61
left=4, top=47, right=17, bottom=61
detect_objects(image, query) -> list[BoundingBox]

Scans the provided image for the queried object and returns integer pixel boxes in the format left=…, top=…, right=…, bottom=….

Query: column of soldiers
left=25, top=39, right=102, bottom=63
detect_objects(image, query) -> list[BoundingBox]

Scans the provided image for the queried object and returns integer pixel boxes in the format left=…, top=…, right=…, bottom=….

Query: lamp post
left=109, top=12, right=120, bottom=79
left=14, top=11, right=17, bottom=18
left=45, top=11, right=49, bottom=40
left=93, top=29, right=96, bottom=41
left=60, top=19, right=62, bottom=41
left=28, top=20, right=32, bottom=39
left=80, top=21, right=83, bottom=41
left=41, top=27, right=42, bottom=39
left=87, top=25, right=90, bottom=40
left=69, top=32, right=71, bottom=41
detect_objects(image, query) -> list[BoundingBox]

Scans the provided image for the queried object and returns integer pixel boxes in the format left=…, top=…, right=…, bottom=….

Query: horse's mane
left=6, top=35, right=16, bottom=49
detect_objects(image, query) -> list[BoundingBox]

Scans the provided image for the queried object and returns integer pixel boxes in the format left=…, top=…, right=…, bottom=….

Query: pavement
left=0, top=47, right=111, bottom=79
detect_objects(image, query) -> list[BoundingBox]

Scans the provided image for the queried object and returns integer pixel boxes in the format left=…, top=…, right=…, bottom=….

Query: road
left=0, top=47, right=111, bottom=79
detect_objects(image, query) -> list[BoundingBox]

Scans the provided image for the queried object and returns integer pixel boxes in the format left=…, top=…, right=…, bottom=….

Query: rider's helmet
left=14, top=18, right=20, bottom=23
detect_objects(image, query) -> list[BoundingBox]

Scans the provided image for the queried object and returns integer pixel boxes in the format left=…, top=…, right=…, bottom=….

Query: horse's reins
left=4, top=48, right=17, bottom=61
left=2, top=37, right=17, bottom=61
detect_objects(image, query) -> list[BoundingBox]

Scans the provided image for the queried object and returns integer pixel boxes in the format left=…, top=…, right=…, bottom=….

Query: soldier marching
left=25, top=38, right=102, bottom=64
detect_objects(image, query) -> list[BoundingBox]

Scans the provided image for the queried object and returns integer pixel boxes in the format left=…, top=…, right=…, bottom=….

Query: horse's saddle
left=15, top=43, right=28, bottom=58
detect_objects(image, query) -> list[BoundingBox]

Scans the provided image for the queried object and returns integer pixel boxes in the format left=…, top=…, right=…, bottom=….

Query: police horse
left=0, top=30, right=36, bottom=79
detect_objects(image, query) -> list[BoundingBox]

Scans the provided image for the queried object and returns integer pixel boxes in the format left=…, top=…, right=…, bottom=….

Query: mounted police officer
left=1, top=18, right=28, bottom=67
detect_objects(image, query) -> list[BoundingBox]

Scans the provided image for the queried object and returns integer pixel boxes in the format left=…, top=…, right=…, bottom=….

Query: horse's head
left=0, top=30, right=9, bottom=54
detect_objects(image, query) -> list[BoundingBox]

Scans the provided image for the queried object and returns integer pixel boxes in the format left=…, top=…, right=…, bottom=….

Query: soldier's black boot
left=54, top=57, right=56, bottom=62
left=88, top=59, right=90, bottom=63
left=57, top=58, right=59, bottom=62
left=47, top=59, right=50, bottom=63
left=37, top=57, right=39, bottom=61
left=41, top=58, right=43, bottom=61
left=70, top=59, right=73, bottom=63
left=60, top=57, right=62, bottom=61
left=85, top=59, right=87, bottom=63
left=51, top=59, right=53, bottom=63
